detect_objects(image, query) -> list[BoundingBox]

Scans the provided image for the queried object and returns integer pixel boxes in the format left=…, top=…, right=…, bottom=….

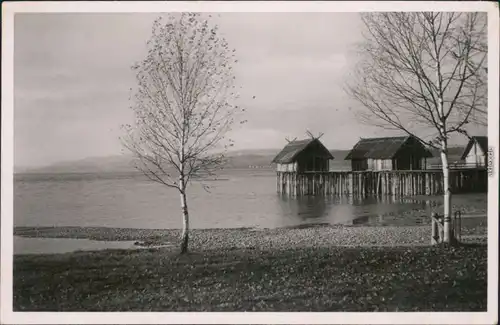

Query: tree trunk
left=437, top=90, right=454, bottom=244
left=440, top=142, right=453, bottom=244
left=179, top=176, right=189, bottom=254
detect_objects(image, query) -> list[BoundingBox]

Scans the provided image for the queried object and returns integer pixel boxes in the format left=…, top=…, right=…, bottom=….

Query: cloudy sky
left=14, top=12, right=486, bottom=168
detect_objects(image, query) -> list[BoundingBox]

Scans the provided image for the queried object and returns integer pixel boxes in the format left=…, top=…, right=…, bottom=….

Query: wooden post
left=349, top=173, right=353, bottom=195
left=399, top=174, right=402, bottom=196
left=337, top=173, right=340, bottom=196
left=333, top=173, right=336, bottom=195
left=342, top=172, right=345, bottom=195
left=310, top=174, right=313, bottom=195
left=421, top=173, right=424, bottom=194
left=430, top=174, right=434, bottom=195
left=425, top=173, right=429, bottom=195
left=375, top=172, right=379, bottom=195
left=329, top=173, right=332, bottom=195
left=457, top=211, right=462, bottom=242
left=391, top=174, right=395, bottom=196
left=431, top=212, right=442, bottom=245
left=360, top=173, right=364, bottom=197
left=431, top=216, right=438, bottom=245
left=385, top=173, right=388, bottom=195
left=413, top=174, right=417, bottom=196
left=276, top=169, right=485, bottom=198
left=340, top=173, right=343, bottom=195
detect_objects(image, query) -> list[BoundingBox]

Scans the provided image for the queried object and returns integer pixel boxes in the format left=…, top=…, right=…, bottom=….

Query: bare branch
left=345, top=12, right=487, bottom=148
left=122, top=13, right=246, bottom=193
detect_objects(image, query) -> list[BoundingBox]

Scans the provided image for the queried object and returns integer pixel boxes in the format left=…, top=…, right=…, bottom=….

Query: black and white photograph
left=1, top=1, right=498, bottom=324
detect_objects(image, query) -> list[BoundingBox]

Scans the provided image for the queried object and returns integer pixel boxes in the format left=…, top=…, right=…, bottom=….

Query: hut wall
left=391, top=137, right=429, bottom=170
left=372, top=159, right=392, bottom=171
left=367, top=158, right=374, bottom=170
left=465, top=142, right=486, bottom=167
left=295, top=142, right=331, bottom=172
left=420, top=157, right=429, bottom=170
left=352, top=159, right=392, bottom=171
left=276, top=162, right=297, bottom=172
left=351, top=159, right=368, bottom=171
left=393, top=155, right=424, bottom=170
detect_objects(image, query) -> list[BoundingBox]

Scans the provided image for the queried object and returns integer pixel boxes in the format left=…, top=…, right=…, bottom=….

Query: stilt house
left=345, top=136, right=433, bottom=171
left=272, top=138, right=334, bottom=173
left=461, top=136, right=488, bottom=167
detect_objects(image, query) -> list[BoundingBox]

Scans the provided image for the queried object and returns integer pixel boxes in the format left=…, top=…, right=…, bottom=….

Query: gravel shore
left=14, top=220, right=487, bottom=252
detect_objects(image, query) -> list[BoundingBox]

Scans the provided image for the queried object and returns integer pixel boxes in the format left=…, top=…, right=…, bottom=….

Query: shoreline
left=14, top=221, right=487, bottom=255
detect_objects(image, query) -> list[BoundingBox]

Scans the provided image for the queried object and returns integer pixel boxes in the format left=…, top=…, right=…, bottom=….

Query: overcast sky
left=14, top=13, right=486, bottom=168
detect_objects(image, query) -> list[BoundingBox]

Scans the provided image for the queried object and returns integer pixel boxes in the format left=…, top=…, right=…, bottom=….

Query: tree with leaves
left=122, top=13, right=245, bottom=254
left=345, top=12, right=487, bottom=244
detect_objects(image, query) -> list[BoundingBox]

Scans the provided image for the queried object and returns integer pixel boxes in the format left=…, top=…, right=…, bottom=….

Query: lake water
left=14, top=170, right=486, bottom=230
left=13, top=236, right=141, bottom=255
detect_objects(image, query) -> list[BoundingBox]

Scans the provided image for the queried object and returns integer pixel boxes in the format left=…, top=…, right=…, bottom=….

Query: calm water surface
left=13, top=236, right=141, bottom=255
left=14, top=171, right=485, bottom=230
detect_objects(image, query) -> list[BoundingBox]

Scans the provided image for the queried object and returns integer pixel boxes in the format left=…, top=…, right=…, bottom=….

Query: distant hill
left=16, top=149, right=282, bottom=174
left=329, top=149, right=352, bottom=171
left=15, top=155, right=141, bottom=174
left=15, top=145, right=466, bottom=174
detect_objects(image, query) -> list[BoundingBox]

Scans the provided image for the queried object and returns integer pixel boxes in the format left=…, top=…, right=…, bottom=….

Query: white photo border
left=1, top=1, right=498, bottom=324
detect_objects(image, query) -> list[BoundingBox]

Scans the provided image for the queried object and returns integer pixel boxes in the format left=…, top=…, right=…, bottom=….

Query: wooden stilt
left=276, top=169, right=486, bottom=196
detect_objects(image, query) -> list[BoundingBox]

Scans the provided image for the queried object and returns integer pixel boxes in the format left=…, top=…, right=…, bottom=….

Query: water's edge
left=13, top=221, right=488, bottom=256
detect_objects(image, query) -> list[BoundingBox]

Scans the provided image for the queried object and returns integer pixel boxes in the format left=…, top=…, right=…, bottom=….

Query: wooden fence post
left=431, top=212, right=442, bottom=245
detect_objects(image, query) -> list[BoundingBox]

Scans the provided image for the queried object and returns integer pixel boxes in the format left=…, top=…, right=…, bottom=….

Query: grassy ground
left=14, top=244, right=486, bottom=312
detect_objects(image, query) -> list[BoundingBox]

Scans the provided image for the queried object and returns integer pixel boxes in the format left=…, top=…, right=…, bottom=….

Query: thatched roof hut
left=345, top=136, right=432, bottom=171
left=461, top=136, right=488, bottom=167
left=272, top=138, right=333, bottom=173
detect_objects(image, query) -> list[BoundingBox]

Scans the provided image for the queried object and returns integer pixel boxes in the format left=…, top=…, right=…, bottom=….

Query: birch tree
left=121, top=13, right=245, bottom=254
left=345, top=12, right=487, bottom=243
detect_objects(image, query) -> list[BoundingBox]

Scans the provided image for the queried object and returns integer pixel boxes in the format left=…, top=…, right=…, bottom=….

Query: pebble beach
left=14, top=217, right=487, bottom=254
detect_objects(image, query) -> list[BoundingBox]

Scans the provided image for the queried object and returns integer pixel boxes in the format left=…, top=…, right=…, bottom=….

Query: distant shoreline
left=14, top=168, right=276, bottom=176
left=14, top=145, right=469, bottom=175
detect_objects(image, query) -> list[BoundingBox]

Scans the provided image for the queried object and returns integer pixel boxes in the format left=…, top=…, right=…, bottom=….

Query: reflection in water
left=14, top=236, right=141, bottom=255
left=352, top=215, right=370, bottom=225
left=276, top=194, right=331, bottom=227
left=274, top=194, right=433, bottom=228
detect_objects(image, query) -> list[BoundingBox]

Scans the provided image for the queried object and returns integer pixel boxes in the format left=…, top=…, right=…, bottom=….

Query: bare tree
left=121, top=13, right=245, bottom=254
left=345, top=12, right=487, bottom=244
